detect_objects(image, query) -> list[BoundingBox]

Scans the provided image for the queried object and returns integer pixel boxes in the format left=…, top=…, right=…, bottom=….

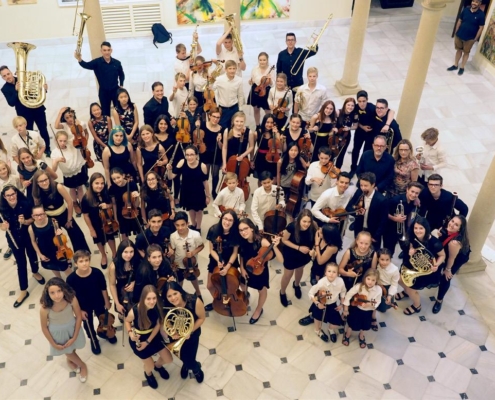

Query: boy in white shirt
left=169, top=73, right=189, bottom=117
left=174, top=33, right=202, bottom=89
left=251, top=171, right=285, bottom=233
left=216, top=27, right=246, bottom=76
left=212, top=60, right=245, bottom=128
left=11, top=116, right=46, bottom=163
left=212, top=172, right=246, bottom=218
left=294, top=67, right=327, bottom=129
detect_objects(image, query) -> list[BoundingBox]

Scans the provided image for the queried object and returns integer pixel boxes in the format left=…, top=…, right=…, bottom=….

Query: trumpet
left=290, top=13, right=333, bottom=76
left=396, top=200, right=407, bottom=242
left=225, top=14, right=243, bottom=54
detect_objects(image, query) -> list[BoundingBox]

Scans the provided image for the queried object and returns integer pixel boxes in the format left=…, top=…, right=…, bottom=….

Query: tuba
left=225, top=14, right=243, bottom=54
left=385, top=128, right=394, bottom=153
left=400, top=239, right=435, bottom=287
left=7, top=42, right=46, bottom=109
left=163, top=307, right=194, bottom=357
left=75, top=13, right=92, bottom=55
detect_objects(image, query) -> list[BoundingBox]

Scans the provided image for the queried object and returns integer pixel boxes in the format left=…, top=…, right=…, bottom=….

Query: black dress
left=172, top=162, right=207, bottom=211
left=282, top=222, right=314, bottom=270
left=31, top=219, right=70, bottom=271
left=312, top=121, right=333, bottom=163
left=342, top=248, right=375, bottom=291
left=143, top=186, right=172, bottom=218
left=81, top=192, right=117, bottom=245
left=206, top=227, right=240, bottom=274
left=226, top=129, right=250, bottom=160
left=239, top=238, right=270, bottom=290
left=108, top=180, right=141, bottom=236
left=129, top=305, right=165, bottom=359
left=310, top=244, right=338, bottom=279
left=254, top=130, right=278, bottom=179
left=108, top=145, right=136, bottom=179
left=335, top=111, right=358, bottom=169
left=90, top=116, right=110, bottom=162
left=201, top=122, right=223, bottom=166
left=140, top=143, right=160, bottom=176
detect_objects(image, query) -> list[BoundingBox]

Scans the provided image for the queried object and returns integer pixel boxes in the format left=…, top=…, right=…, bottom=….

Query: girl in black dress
left=162, top=281, right=206, bottom=383
left=247, top=52, right=274, bottom=127
left=125, top=285, right=172, bottom=389
left=0, top=185, right=45, bottom=308
left=221, top=111, right=255, bottom=173
left=204, top=210, right=240, bottom=312
left=136, top=124, right=167, bottom=184
left=17, top=148, right=57, bottom=199
left=112, top=88, right=139, bottom=148
left=334, top=97, right=358, bottom=169
left=185, top=97, right=202, bottom=127
left=308, top=100, right=338, bottom=163
left=140, top=171, right=175, bottom=230
left=252, top=113, right=281, bottom=182
left=277, top=141, right=307, bottom=201
left=108, top=239, right=140, bottom=318
left=81, top=172, right=118, bottom=268
left=432, top=215, right=470, bottom=314
left=398, top=216, right=446, bottom=316
left=167, top=145, right=210, bottom=232
left=102, top=126, right=137, bottom=187
left=281, top=114, right=309, bottom=153
left=311, top=224, right=343, bottom=284
left=280, top=209, right=318, bottom=307
left=201, top=107, right=223, bottom=198
left=238, top=218, right=283, bottom=324
left=88, top=102, right=112, bottom=162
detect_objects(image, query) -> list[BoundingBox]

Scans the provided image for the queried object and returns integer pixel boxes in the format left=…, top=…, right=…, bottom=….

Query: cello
left=211, top=237, right=248, bottom=318
left=222, top=129, right=250, bottom=201
left=263, top=186, right=287, bottom=235
left=285, top=170, right=306, bottom=218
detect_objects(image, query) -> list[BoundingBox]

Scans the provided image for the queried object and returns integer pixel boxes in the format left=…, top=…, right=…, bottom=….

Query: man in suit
left=346, top=172, right=387, bottom=245
left=143, top=81, right=173, bottom=126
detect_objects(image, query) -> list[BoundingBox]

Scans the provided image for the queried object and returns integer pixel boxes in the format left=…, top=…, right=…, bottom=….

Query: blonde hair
left=225, top=60, right=237, bottom=69
left=12, top=116, right=27, bottom=128
left=55, top=131, right=68, bottom=141
left=225, top=172, right=238, bottom=182
left=350, top=231, right=372, bottom=250
left=421, top=127, right=439, bottom=142
left=0, top=160, right=12, bottom=176
left=175, top=72, right=186, bottom=81
left=307, top=67, right=318, bottom=76
left=228, top=111, right=246, bottom=139
left=358, top=269, right=379, bottom=293
left=276, top=72, right=288, bottom=85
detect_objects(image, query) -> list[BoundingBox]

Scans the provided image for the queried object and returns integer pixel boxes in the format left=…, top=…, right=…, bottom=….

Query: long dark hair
left=259, top=113, right=276, bottom=135
left=114, top=88, right=135, bottom=113
left=321, top=224, right=343, bottom=251
left=0, top=185, right=28, bottom=214
left=162, top=281, right=195, bottom=309
left=208, top=210, right=240, bottom=242
left=141, top=170, right=166, bottom=201
left=409, top=216, right=432, bottom=246
left=449, top=215, right=470, bottom=254
left=31, top=170, right=58, bottom=206
left=113, top=239, right=140, bottom=278
left=294, top=209, right=316, bottom=244
left=85, top=172, right=109, bottom=207
left=317, top=100, right=337, bottom=124
left=154, top=114, right=171, bottom=134
left=137, top=285, right=163, bottom=330
left=280, top=141, right=304, bottom=173
left=89, top=102, right=105, bottom=120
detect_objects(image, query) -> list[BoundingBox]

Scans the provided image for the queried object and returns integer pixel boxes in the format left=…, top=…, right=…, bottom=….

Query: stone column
left=83, top=0, right=106, bottom=60
left=224, top=0, right=241, bottom=32
left=335, top=0, right=372, bottom=95
left=396, top=0, right=453, bottom=139
left=459, top=154, right=495, bottom=273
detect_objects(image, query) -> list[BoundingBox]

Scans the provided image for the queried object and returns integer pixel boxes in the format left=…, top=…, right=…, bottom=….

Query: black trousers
left=180, top=332, right=200, bottom=371
left=9, top=231, right=38, bottom=291
left=219, top=105, right=239, bottom=130
left=82, top=306, right=106, bottom=341
left=437, top=263, right=463, bottom=300
left=382, top=230, right=407, bottom=257
left=51, top=209, right=90, bottom=253
left=335, top=139, right=350, bottom=170
left=99, top=88, right=118, bottom=117
left=24, top=107, right=50, bottom=153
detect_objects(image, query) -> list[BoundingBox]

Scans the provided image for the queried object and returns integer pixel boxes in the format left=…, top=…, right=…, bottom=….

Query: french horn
left=163, top=307, right=194, bottom=357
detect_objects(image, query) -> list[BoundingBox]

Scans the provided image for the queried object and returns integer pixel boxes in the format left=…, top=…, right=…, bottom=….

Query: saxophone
left=7, top=42, right=46, bottom=109
left=400, top=239, right=435, bottom=287
left=190, top=25, right=199, bottom=62
left=225, top=14, right=243, bottom=53
left=201, top=61, right=224, bottom=91
left=163, top=307, right=194, bottom=357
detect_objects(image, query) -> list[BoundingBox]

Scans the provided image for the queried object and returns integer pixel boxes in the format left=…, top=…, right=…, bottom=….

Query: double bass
left=263, top=186, right=287, bottom=235
left=222, top=129, right=250, bottom=201
left=285, top=170, right=306, bottom=218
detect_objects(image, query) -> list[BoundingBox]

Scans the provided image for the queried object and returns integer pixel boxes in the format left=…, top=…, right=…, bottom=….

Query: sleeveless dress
left=108, top=145, right=136, bottom=179
left=143, top=186, right=172, bottom=217
left=310, top=244, right=338, bottom=279
left=81, top=191, right=117, bottom=244
left=254, top=130, right=278, bottom=179
left=201, top=122, right=223, bottom=166
left=226, top=129, right=250, bottom=160
left=312, top=121, right=333, bottom=162
left=90, top=116, right=110, bottom=162
left=140, top=143, right=160, bottom=176
left=128, top=305, right=165, bottom=359
left=206, top=227, right=240, bottom=274
left=172, top=162, right=207, bottom=211
left=116, top=106, right=138, bottom=143
left=47, top=303, right=86, bottom=356
left=32, top=219, right=70, bottom=271
left=342, top=248, right=375, bottom=291
left=239, top=238, right=270, bottom=290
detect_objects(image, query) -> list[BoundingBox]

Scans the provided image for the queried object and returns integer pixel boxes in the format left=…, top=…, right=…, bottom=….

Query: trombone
left=290, top=13, right=333, bottom=76
left=72, top=0, right=91, bottom=55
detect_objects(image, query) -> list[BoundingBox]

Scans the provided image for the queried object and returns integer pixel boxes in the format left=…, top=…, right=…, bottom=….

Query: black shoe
left=330, top=333, right=337, bottom=343
left=3, top=247, right=13, bottom=260
left=249, top=309, right=263, bottom=325
left=101, top=264, right=108, bottom=270
left=90, top=339, right=101, bottom=355
left=458, top=68, right=465, bottom=76
left=180, top=364, right=189, bottom=379
left=293, top=282, right=302, bottom=299
left=205, top=303, right=214, bottom=312
left=13, top=291, right=29, bottom=308
left=398, top=251, right=403, bottom=259
left=310, top=277, right=317, bottom=286
left=280, top=291, right=288, bottom=307
left=447, top=65, right=458, bottom=71
left=154, top=365, right=170, bottom=380
left=107, top=336, right=117, bottom=344
left=34, top=274, right=46, bottom=285
left=298, top=315, right=314, bottom=326
left=432, top=300, right=443, bottom=314
left=316, top=330, right=329, bottom=342
left=44, top=150, right=51, bottom=158
left=349, top=222, right=355, bottom=231
left=192, top=362, right=204, bottom=383
left=144, top=372, right=158, bottom=389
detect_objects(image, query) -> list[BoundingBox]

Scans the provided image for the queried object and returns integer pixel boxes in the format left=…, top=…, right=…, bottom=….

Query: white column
left=83, top=0, right=106, bottom=60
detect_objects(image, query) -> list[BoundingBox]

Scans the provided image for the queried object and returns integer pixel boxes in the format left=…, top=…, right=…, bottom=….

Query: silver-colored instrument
left=415, top=146, right=424, bottom=164
left=163, top=307, right=194, bottom=357
left=396, top=200, right=407, bottom=242
left=225, top=14, right=243, bottom=54
left=400, top=239, right=435, bottom=287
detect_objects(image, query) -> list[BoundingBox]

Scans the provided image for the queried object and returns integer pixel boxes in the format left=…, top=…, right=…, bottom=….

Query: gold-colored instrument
left=290, top=13, right=333, bottom=76
left=385, top=128, right=394, bottom=153
left=295, top=90, right=306, bottom=111
left=225, top=14, right=243, bottom=54
left=396, top=200, right=407, bottom=241
left=7, top=42, right=47, bottom=109
left=400, top=239, right=435, bottom=287
left=163, top=307, right=194, bottom=357
left=132, top=327, right=141, bottom=348
left=201, top=61, right=224, bottom=91
left=191, top=25, right=199, bottom=62
left=75, top=13, right=92, bottom=55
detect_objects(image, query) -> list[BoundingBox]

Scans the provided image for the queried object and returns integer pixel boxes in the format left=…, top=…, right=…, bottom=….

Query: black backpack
left=152, top=23, right=173, bottom=48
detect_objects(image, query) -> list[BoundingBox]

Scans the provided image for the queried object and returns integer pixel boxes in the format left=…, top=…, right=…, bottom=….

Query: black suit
left=346, top=189, right=388, bottom=245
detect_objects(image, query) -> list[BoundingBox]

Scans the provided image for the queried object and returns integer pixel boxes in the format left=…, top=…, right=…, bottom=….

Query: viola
left=203, top=87, right=216, bottom=113
left=219, top=204, right=248, bottom=219
left=52, top=218, right=74, bottom=262
left=176, top=102, right=191, bottom=143
left=265, top=130, right=282, bottom=163
left=315, top=289, right=332, bottom=304
left=263, top=186, right=287, bottom=235
left=98, top=195, right=119, bottom=235
left=321, top=207, right=358, bottom=221
left=189, top=59, right=224, bottom=72
left=223, top=129, right=250, bottom=201
left=246, top=239, right=277, bottom=276
left=273, top=87, right=291, bottom=120
left=122, top=175, right=139, bottom=220
left=254, top=65, right=275, bottom=98
left=97, top=309, right=116, bottom=339
left=298, top=136, right=312, bottom=163
left=121, top=271, right=134, bottom=315
left=211, top=237, right=248, bottom=317
left=193, top=116, right=206, bottom=154
left=183, top=240, right=200, bottom=280
left=350, top=294, right=376, bottom=307
left=285, top=170, right=306, bottom=218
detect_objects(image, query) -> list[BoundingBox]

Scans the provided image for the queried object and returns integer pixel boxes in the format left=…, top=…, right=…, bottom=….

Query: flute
left=0, top=212, right=19, bottom=250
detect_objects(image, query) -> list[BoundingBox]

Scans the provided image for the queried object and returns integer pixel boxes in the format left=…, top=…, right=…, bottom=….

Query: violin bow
left=145, top=145, right=172, bottom=177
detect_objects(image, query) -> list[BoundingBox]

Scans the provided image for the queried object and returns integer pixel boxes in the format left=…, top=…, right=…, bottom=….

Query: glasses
left=376, top=106, right=386, bottom=110
left=33, top=213, right=46, bottom=218
left=4, top=193, right=16, bottom=198
left=428, top=183, right=441, bottom=187
left=37, top=178, right=49, bottom=184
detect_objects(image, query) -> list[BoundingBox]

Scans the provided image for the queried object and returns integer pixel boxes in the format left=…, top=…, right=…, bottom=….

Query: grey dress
left=47, top=302, right=86, bottom=356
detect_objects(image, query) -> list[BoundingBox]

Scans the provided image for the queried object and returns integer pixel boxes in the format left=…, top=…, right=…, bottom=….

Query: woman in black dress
left=281, top=114, right=309, bottom=153
left=81, top=172, right=118, bottom=268
left=310, top=224, right=342, bottom=285
left=201, top=107, right=223, bottom=198
left=112, top=88, right=139, bottom=148
left=88, top=102, right=112, bottom=162
left=335, top=98, right=358, bottom=169
left=252, top=113, right=281, bottom=182
left=140, top=171, right=175, bottom=231
left=238, top=218, right=283, bottom=324
left=17, top=148, right=58, bottom=199
left=167, top=145, right=210, bottom=232
left=432, top=215, right=470, bottom=314
left=136, top=124, right=167, bottom=184
left=162, top=281, right=206, bottom=383
left=398, top=216, right=446, bottom=316
left=277, top=141, right=307, bottom=201
left=280, top=209, right=318, bottom=307
left=102, top=126, right=137, bottom=187
left=308, top=100, right=338, bottom=163
left=125, top=285, right=172, bottom=389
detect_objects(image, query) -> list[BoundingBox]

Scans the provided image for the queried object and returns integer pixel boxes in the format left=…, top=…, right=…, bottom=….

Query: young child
left=40, top=277, right=87, bottom=382
left=372, top=248, right=399, bottom=330
left=212, top=172, right=246, bottom=218
left=251, top=171, right=286, bottom=232
left=11, top=116, right=46, bottom=163
left=305, top=146, right=336, bottom=207
left=299, top=263, right=346, bottom=343
left=268, top=73, right=293, bottom=130
left=342, top=269, right=382, bottom=348
left=174, top=33, right=202, bottom=89
left=294, top=67, right=327, bottom=129
left=66, top=250, right=117, bottom=355
left=169, top=73, right=189, bottom=117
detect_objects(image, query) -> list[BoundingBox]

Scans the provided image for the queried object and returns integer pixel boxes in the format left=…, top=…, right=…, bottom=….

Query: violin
left=121, top=271, right=134, bottom=315
left=159, top=180, right=171, bottom=221
left=273, top=87, right=291, bottom=120
left=183, top=241, right=200, bottom=280
left=97, top=309, right=116, bottom=339
left=353, top=191, right=367, bottom=211
left=320, top=162, right=340, bottom=181
left=246, top=238, right=278, bottom=276
left=189, top=59, right=224, bottom=72
left=351, top=294, right=376, bottom=307
left=379, top=285, right=398, bottom=310
left=254, top=65, right=275, bottom=98
left=52, top=218, right=74, bottom=262
left=98, top=195, right=119, bottom=235
left=122, top=174, right=139, bottom=219
left=222, top=129, right=250, bottom=201
left=263, top=186, right=287, bottom=236
left=321, top=207, right=358, bottom=221
left=203, top=86, right=217, bottom=113
left=70, top=110, right=94, bottom=168
left=265, top=129, right=282, bottom=163
left=285, top=170, right=306, bottom=218
left=193, top=116, right=206, bottom=154
left=298, top=136, right=312, bottom=163
left=211, top=237, right=248, bottom=317
left=344, top=259, right=363, bottom=275
left=315, top=289, right=332, bottom=304
left=176, top=102, right=191, bottom=143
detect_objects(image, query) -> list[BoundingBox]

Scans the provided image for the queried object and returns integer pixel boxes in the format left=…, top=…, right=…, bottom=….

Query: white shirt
left=363, top=189, right=375, bottom=229
left=420, top=140, right=446, bottom=179
left=343, top=284, right=382, bottom=311
left=377, top=263, right=400, bottom=297
left=170, top=87, right=189, bottom=117
left=51, top=145, right=86, bottom=177
left=217, top=47, right=242, bottom=76
left=174, top=57, right=192, bottom=81
left=0, top=174, right=22, bottom=191
left=212, top=186, right=246, bottom=217
left=170, top=229, right=204, bottom=268
left=189, top=72, right=208, bottom=94
left=295, top=83, right=327, bottom=122
left=212, top=74, right=245, bottom=108
left=312, top=187, right=352, bottom=223
left=61, top=121, right=88, bottom=143
left=305, top=161, right=335, bottom=202
left=250, top=65, right=276, bottom=86
left=268, top=87, right=294, bottom=119
left=10, top=130, right=46, bottom=160
left=251, top=185, right=286, bottom=230
left=308, top=277, right=346, bottom=306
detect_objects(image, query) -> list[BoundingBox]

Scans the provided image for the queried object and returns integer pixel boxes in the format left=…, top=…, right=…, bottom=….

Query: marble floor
left=1, top=3, right=495, bottom=400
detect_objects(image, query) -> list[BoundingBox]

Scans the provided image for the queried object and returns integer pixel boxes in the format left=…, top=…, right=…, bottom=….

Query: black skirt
left=244, top=263, right=270, bottom=291
left=247, top=84, right=270, bottom=110
left=309, top=302, right=343, bottom=326
left=63, top=166, right=88, bottom=189
left=346, top=305, right=373, bottom=331
left=129, top=331, right=165, bottom=359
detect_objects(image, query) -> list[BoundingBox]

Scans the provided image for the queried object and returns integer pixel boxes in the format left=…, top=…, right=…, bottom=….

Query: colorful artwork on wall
left=480, top=6, right=495, bottom=65
left=240, top=0, right=290, bottom=20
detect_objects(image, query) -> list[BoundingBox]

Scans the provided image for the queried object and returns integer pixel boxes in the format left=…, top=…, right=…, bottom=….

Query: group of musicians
left=0, top=21, right=471, bottom=388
